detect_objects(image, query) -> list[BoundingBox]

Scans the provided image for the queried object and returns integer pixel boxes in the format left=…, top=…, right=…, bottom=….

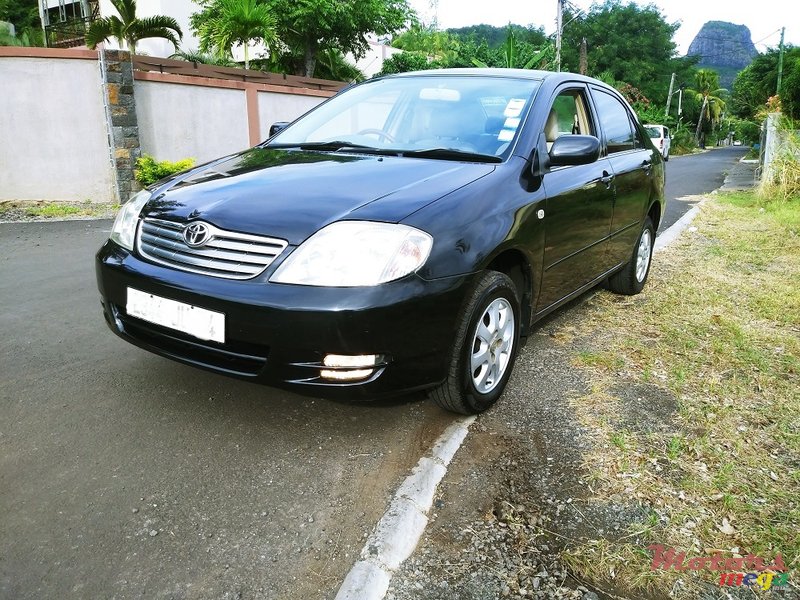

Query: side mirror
left=269, top=122, right=290, bottom=137
left=549, top=135, right=601, bottom=167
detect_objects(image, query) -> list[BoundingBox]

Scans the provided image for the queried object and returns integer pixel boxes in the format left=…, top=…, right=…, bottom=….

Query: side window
left=633, top=122, right=647, bottom=149
left=593, top=90, right=635, bottom=154
left=544, top=89, right=594, bottom=150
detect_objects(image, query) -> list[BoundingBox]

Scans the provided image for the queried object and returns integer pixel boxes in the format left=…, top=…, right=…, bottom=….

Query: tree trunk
left=303, top=45, right=317, bottom=78
left=244, top=44, right=249, bottom=70
left=695, top=95, right=708, bottom=145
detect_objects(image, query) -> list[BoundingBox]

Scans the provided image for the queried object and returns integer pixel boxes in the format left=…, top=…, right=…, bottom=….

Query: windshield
left=645, top=126, right=662, bottom=138
left=267, top=75, right=542, bottom=160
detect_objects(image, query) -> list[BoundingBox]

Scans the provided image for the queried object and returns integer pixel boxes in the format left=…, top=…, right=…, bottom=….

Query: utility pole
left=777, top=27, right=786, bottom=97
left=665, top=72, right=676, bottom=117
left=555, top=0, right=564, bottom=72
left=579, top=38, right=587, bottom=75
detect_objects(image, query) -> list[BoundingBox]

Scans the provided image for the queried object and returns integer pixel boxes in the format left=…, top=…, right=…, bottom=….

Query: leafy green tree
left=687, top=69, right=727, bottom=144
left=313, top=49, right=364, bottom=82
left=560, top=0, right=697, bottom=106
left=85, top=0, right=182, bottom=53
left=192, top=0, right=414, bottom=77
left=1, top=24, right=42, bottom=46
left=383, top=25, right=552, bottom=74
left=0, top=0, right=44, bottom=45
left=391, top=24, right=461, bottom=64
left=272, top=0, right=413, bottom=77
left=447, top=24, right=548, bottom=49
left=731, top=46, right=800, bottom=120
left=0, top=0, right=38, bottom=31
left=377, top=50, right=433, bottom=75
left=470, top=26, right=552, bottom=69
left=192, top=0, right=275, bottom=70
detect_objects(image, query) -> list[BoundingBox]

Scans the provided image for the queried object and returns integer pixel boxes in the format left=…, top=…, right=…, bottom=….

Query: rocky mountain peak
left=687, top=21, right=758, bottom=69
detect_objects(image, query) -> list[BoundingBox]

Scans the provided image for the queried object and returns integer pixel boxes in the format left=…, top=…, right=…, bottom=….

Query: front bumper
left=95, top=241, right=474, bottom=398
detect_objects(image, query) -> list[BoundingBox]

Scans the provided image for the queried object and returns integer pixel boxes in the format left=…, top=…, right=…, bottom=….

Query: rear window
left=645, top=126, right=662, bottom=138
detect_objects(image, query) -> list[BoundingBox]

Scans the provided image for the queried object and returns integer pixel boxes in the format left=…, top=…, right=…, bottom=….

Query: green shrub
left=135, top=155, right=195, bottom=186
left=734, top=120, right=760, bottom=145
left=670, top=123, right=697, bottom=155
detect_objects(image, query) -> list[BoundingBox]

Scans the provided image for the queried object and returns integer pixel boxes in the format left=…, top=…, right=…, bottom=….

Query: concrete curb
left=654, top=199, right=705, bottom=253
left=334, top=415, right=476, bottom=600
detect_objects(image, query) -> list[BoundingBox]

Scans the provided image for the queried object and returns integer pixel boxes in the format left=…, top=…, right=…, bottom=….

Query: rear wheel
left=606, top=217, right=654, bottom=295
left=430, top=271, right=521, bottom=414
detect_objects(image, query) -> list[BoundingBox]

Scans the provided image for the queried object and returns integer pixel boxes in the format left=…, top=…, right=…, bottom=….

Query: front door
left=538, top=89, right=615, bottom=309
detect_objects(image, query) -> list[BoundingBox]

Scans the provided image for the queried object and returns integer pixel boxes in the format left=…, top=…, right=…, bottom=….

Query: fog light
left=323, top=354, right=378, bottom=368
left=320, top=368, right=374, bottom=381
left=320, top=354, right=379, bottom=381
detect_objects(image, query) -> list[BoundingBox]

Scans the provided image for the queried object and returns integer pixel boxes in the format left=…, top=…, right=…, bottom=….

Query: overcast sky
left=408, top=0, right=799, bottom=55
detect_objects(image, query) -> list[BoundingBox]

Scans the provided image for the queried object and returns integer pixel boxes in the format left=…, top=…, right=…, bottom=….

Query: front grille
left=137, top=218, right=288, bottom=280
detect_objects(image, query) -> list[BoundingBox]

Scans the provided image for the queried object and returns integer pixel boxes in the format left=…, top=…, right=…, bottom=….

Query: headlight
left=270, top=221, right=433, bottom=286
left=110, top=189, right=151, bottom=250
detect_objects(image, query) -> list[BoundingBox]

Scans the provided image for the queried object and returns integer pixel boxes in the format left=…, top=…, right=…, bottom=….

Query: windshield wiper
left=265, top=141, right=384, bottom=152
left=400, top=148, right=502, bottom=163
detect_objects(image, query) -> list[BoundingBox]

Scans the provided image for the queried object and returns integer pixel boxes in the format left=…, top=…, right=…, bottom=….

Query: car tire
left=606, top=216, right=655, bottom=296
left=430, top=271, right=521, bottom=414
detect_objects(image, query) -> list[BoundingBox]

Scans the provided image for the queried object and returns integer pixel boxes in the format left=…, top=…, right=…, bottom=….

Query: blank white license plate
left=126, top=288, right=225, bottom=343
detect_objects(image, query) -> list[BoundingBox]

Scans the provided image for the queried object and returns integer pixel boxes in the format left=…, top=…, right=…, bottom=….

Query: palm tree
left=194, top=0, right=276, bottom=70
left=85, top=0, right=182, bottom=54
left=688, top=69, right=727, bottom=146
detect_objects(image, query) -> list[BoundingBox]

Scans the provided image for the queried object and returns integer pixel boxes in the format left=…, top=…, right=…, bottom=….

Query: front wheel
left=606, top=216, right=655, bottom=295
left=430, top=271, right=521, bottom=414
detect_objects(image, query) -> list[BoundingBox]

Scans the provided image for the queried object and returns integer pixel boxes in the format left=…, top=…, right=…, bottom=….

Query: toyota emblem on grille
left=184, top=222, right=212, bottom=247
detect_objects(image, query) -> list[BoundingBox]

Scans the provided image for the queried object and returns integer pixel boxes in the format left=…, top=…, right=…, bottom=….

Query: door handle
left=641, top=160, right=653, bottom=172
left=600, top=171, right=614, bottom=187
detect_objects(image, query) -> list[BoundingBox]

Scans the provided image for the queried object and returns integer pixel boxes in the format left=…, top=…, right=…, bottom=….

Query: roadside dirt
left=384, top=297, right=740, bottom=600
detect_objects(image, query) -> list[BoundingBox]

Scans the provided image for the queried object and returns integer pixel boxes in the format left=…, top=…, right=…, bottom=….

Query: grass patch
left=565, top=192, right=800, bottom=598
left=25, top=204, right=83, bottom=218
left=1, top=200, right=119, bottom=220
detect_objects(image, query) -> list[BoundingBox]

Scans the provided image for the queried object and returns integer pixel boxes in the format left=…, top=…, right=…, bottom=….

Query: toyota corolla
left=96, top=68, right=665, bottom=414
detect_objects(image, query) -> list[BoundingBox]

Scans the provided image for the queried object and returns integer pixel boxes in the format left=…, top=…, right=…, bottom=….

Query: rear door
left=590, top=88, right=655, bottom=266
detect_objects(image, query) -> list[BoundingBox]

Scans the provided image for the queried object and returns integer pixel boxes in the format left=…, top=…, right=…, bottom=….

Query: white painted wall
left=349, top=37, right=402, bottom=78
left=135, top=80, right=250, bottom=163
left=0, top=56, right=115, bottom=202
left=1, top=51, right=336, bottom=202
left=257, top=92, right=325, bottom=141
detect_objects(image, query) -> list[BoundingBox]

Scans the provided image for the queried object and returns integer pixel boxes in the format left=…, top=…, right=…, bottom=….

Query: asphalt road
left=0, top=220, right=458, bottom=599
left=0, top=149, right=742, bottom=599
left=660, top=145, right=749, bottom=231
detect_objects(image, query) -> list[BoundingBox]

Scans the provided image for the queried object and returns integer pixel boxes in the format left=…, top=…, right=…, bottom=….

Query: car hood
left=142, top=147, right=495, bottom=245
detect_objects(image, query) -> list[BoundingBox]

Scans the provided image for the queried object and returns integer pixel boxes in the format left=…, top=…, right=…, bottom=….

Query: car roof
left=384, top=68, right=605, bottom=86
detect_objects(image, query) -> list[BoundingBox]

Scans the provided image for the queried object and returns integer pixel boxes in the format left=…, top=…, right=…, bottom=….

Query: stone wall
left=102, top=49, right=141, bottom=201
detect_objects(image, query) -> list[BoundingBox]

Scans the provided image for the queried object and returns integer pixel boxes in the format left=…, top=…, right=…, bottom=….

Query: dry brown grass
left=563, top=192, right=800, bottom=598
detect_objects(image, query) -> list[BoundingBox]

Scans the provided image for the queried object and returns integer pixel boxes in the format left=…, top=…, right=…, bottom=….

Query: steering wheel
left=356, top=128, right=396, bottom=143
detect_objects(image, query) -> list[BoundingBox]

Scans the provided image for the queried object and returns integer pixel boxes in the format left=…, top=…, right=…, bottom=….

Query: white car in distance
left=645, top=124, right=671, bottom=161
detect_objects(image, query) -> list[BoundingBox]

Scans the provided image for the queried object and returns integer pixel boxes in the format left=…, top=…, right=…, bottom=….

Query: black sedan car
left=96, top=68, right=665, bottom=414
